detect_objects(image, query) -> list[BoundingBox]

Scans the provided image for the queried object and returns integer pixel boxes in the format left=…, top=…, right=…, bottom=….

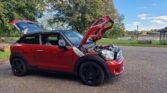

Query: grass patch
left=0, top=51, right=10, bottom=64
left=0, top=43, right=10, bottom=64
left=98, top=38, right=167, bottom=48
left=0, top=36, right=19, bottom=42
left=1, top=37, right=19, bottom=40
left=0, top=51, right=10, bottom=60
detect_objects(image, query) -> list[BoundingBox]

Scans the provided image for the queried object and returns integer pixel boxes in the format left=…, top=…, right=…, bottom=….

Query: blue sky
left=113, top=0, right=167, bottom=31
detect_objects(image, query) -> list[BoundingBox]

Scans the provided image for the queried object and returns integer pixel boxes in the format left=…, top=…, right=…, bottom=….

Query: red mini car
left=10, top=16, right=124, bottom=86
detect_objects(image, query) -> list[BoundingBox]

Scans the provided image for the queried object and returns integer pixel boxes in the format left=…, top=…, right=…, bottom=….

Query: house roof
left=157, top=27, right=167, bottom=32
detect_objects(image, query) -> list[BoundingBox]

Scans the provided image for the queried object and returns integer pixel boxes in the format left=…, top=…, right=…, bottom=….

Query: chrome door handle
left=36, top=49, right=44, bottom=52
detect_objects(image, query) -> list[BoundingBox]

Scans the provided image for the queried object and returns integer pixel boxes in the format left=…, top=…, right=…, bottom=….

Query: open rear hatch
left=79, top=16, right=114, bottom=48
left=10, top=20, right=42, bottom=34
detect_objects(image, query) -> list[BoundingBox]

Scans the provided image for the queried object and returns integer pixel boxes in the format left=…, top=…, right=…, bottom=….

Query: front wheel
left=79, top=62, right=105, bottom=86
left=11, top=58, right=28, bottom=76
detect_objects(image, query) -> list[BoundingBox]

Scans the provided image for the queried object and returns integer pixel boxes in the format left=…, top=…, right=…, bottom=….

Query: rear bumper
left=106, top=59, right=124, bottom=76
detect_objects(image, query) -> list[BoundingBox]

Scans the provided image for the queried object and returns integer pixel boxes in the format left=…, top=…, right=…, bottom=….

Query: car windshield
left=16, top=22, right=42, bottom=34
left=63, top=31, right=93, bottom=47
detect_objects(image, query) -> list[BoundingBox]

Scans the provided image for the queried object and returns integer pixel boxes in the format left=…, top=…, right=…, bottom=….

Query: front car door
left=35, top=33, right=78, bottom=73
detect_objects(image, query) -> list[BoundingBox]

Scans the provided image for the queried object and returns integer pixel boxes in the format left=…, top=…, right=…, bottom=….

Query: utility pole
left=136, top=25, right=139, bottom=40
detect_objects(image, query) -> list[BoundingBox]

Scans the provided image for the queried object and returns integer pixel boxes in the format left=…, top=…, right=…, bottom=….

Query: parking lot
left=0, top=46, right=167, bottom=93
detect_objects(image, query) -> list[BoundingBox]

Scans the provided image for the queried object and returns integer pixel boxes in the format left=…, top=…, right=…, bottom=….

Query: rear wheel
left=11, top=58, right=28, bottom=76
left=79, top=62, right=105, bottom=86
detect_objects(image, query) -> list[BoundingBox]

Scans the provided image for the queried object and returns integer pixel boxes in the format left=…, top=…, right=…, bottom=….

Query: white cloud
left=150, top=20, right=164, bottom=24
left=137, top=13, right=149, bottom=20
left=126, top=19, right=167, bottom=31
left=151, top=16, right=167, bottom=20
left=137, top=14, right=167, bottom=24
left=138, top=14, right=167, bottom=21
left=126, top=14, right=167, bottom=30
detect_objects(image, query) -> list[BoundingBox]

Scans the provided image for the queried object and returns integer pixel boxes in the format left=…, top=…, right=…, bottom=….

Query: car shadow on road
left=29, top=70, right=79, bottom=82
left=28, top=70, right=122, bottom=86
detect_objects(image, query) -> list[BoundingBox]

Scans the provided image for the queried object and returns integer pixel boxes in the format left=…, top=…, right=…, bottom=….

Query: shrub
left=138, top=40, right=152, bottom=44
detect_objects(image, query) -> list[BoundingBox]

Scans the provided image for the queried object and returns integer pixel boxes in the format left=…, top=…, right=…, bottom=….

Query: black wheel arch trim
left=74, top=55, right=111, bottom=79
left=10, top=53, right=29, bottom=66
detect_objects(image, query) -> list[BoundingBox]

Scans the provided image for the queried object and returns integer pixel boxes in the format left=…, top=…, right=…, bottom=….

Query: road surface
left=0, top=46, right=167, bottom=93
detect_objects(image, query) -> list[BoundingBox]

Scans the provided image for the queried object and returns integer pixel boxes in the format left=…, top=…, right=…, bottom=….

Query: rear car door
left=34, top=33, right=77, bottom=73
left=17, top=34, right=42, bottom=66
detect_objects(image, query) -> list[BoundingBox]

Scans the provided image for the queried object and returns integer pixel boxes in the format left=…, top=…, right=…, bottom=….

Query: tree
left=0, top=0, right=45, bottom=36
left=49, top=0, right=118, bottom=33
left=0, top=0, right=125, bottom=38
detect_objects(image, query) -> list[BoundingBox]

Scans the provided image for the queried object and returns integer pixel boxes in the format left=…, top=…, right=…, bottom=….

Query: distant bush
left=138, top=40, right=152, bottom=44
left=160, top=40, right=167, bottom=45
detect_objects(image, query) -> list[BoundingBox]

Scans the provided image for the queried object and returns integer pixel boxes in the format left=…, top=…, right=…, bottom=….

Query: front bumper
left=106, top=58, right=124, bottom=76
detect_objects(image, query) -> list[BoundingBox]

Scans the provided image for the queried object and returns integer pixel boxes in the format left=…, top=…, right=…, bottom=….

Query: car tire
left=11, top=57, right=28, bottom=76
left=79, top=62, right=105, bottom=86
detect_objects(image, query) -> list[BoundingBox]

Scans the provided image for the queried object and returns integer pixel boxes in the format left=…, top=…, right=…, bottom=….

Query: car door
left=34, top=33, right=77, bottom=73
left=17, top=34, right=42, bottom=66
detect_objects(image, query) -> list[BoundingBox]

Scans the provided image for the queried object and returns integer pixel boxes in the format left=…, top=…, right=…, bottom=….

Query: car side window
left=18, top=34, right=40, bottom=44
left=41, top=33, right=59, bottom=46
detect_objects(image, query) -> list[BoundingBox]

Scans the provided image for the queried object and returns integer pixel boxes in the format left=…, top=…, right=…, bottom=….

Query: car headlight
left=117, top=50, right=123, bottom=60
left=101, top=49, right=114, bottom=60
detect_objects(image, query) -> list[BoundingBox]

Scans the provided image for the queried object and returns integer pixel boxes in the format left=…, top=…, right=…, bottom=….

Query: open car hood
left=79, top=16, right=114, bottom=48
left=10, top=20, right=42, bottom=34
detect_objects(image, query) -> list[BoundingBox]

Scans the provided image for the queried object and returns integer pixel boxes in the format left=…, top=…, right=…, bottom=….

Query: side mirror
left=58, top=39, right=68, bottom=50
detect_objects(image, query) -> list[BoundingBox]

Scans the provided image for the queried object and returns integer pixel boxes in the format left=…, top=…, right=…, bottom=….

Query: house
left=157, top=27, right=167, bottom=41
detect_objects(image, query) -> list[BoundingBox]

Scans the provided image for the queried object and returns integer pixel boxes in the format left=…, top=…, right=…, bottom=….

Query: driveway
left=0, top=46, right=167, bottom=93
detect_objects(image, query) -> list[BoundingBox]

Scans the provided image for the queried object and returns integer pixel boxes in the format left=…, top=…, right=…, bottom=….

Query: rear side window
left=18, top=34, right=39, bottom=44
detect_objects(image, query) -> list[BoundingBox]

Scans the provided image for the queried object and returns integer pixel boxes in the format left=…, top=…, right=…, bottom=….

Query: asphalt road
left=0, top=46, right=167, bottom=93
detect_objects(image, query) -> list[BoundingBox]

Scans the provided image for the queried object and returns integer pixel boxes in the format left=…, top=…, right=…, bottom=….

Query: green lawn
left=98, top=38, right=167, bottom=48
left=0, top=51, right=10, bottom=64
left=0, top=43, right=10, bottom=63
left=0, top=51, right=10, bottom=60
left=0, top=37, right=19, bottom=42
